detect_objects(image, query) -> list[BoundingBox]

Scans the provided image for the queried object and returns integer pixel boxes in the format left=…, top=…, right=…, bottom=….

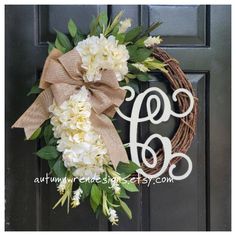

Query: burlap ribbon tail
left=12, top=48, right=129, bottom=168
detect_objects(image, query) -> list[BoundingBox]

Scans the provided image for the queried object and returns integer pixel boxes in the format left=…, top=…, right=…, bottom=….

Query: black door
left=5, top=5, right=231, bottom=231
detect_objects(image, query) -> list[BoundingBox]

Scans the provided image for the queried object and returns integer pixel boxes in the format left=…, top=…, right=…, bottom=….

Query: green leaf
left=48, top=137, right=57, bottom=146
left=48, top=159, right=57, bottom=169
left=68, top=19, right=77, bottom=37
left=127, top=80, right=139, bottom=94
left=137, top=73, right=151, bottom=82
left=73, top=33, right=85, bottom=45
left=116, top=33, right=125, bottom=44
left=44, top=124, right=53, bottom=144
left=90, top=197, right=98, bottom=212
left=80, top=181, right=93, bottom=199
left=55, top=38, right=66, bottom=53
left=98, top=12, right=108, bottom=29
left=127, top=63, right=140, bottom=74
left=121, top=181, right=139, bottom=192
left=126, top=73, right=136, bottom=79
left=135, top=36, right=148, bottom=47
left=52, top=158, right=67, bottom=177
left=130, top=48, right=152, bottom=62
left=28, top=127, right=41, bottom=140
left=91, top=184, right=102, bottom=208
left=89, top=16, right=100, bottom=36
left=27, top=85, right=42, bottom=96
left=104, top=11, right=123, bottom=36
left=98, top=181, right=113, bottom=194
left=125, top=26, right=142, bottom=42
left=141, top=21, right=162, bottom=36
left=119, top=199, right=132, bottom=219
left=95, top=205, right=102, bottom=219
left=144, top=58, right=169, bottom=74
left=119, top=187, right=130, bottom=199
left=117, top=161, right=140, bottom=175
left=48, top=42, right=55, bottom=54
left=111, top=25, right=119, bottom=36
left=55, top=30, right=73, bottom=51
left=36, top=146, right=59, bottom=160
left=127, top=45, right=138, bottom=59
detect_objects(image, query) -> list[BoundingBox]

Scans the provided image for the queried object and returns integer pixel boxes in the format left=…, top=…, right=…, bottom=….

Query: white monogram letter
left=117, top=86, right=194, bottom=180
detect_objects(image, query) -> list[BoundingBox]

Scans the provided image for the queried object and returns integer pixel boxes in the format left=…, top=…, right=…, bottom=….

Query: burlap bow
left=12, top=48, right=129, bottom=168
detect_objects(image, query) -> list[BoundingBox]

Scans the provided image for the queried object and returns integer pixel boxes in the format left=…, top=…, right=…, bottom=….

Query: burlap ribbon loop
left=12, top=48, right=129, bottom=168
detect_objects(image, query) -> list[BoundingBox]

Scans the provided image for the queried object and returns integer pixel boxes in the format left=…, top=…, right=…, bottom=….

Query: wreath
left=12, top=11, right=197, bottom=225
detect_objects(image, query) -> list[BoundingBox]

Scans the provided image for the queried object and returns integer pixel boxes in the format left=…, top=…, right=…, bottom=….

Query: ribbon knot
left=12, top=48, right=129, bottom=168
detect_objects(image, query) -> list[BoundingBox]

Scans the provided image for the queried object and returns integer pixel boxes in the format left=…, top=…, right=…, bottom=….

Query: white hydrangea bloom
left=132, top=62, right=150, bottom=72
left=144, top=36, right=162, bottom=47
left=49, top=86, right=110, bottom=179
left=76, top=34, right=129, bottom=82
left=118, top=18, right=132, bottom=33
left=108, top=208, right=119, bottom=225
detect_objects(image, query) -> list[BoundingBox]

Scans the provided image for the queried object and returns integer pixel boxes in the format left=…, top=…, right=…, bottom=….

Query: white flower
left=49, top=87, right=110, bottom=179
left=108, top=208, right=119, bottom=225
left=57, top=178, right=67, bottom=194
left=132, top=62, right=150, bottom=72
left=76, top=34, right=129, bottom=82
left=110, top=178, right=121, bottom=195
left=71, top=187, right=83, bottom=208
left=144, top=36, right=162, bottom=47
left=118, top=18, right=132, bottom=33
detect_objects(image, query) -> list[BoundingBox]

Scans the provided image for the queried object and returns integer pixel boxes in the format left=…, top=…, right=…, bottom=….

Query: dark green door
left=5, top=5, right=231, bottom=231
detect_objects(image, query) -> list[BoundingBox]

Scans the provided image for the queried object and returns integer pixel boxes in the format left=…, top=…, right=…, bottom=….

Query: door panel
left=5, top=5, right=231, bottom=231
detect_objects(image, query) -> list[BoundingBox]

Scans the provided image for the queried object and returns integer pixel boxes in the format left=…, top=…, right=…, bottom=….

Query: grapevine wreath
left=12, top=11, right=197, bottom=225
